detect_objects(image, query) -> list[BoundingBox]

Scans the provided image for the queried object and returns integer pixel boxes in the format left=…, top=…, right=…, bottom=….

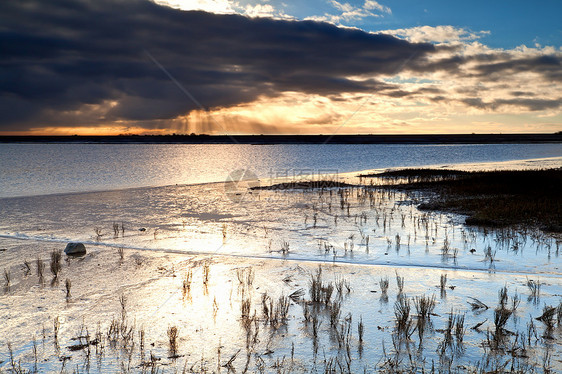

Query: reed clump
left=379, top=276, right=389, bottom=295
left=50, top=250, right=62, bottom=278
left=167, top=326, right=179, bottom=357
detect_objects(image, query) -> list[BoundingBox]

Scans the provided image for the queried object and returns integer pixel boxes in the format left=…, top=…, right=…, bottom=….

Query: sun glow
left=2, top=126, right=171, bottom=136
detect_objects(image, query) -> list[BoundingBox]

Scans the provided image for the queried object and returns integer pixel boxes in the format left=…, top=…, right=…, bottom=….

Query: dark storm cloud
left=0, top=0, right=435, bottom=130
left=461, top=97, right=561, bottom=111
left=472, top=55, right=562, bottom=81
left=410, top=51, right=562, bottom=83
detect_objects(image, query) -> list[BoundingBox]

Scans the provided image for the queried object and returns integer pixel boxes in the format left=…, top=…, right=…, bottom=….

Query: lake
left=1, top=142, right=561, bottom=198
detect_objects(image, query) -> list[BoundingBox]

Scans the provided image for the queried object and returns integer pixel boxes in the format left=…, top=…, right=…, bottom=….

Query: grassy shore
left=366, top=168, right=562, bottom=232
left=251, top=180, right=356, bottom=190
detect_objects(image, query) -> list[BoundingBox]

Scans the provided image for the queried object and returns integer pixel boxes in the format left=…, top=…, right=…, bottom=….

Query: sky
left=0, top=0, right=561, bottom=135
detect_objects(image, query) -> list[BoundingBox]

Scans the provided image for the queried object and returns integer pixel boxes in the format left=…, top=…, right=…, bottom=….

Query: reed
left=50, top=250, right=62, bottom=278
left=526, top=278, right=540, bottom=299
left=379, top=276, right=389, bottom=294
left=203, top=261, right=210, bottom=286
left=536, top=305, right=557, bottom=330
left=65, top=278, right=71, bottom=298
left=414, top=294, right=436, bottom=321
left=493, top=308, right=512, bottom=333
left=440, top=274, right=447, bottom=291
left=281, top=241, right=290, bottom=255
left=23, top=259, right=31, bottom=276
left=467, top=297, right=488, bottom=311
left=183, top=269, right=192, bottom=295
left=36, top=256, right=44, bottom=278
left=167, top=326, right=179, bottom=357
left=3, top=268, right=10, bottom=287
left=394, top=297, right=412, bottom=335
left=395, top=272, right=404, bottom=294
left=330, top=300, right=341, bottom=327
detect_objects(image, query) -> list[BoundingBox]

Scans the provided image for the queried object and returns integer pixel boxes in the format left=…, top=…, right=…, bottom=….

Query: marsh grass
left=329, top=300, right=341, bottom=327
left=439, top=274, right=447, bottom=294
left=36, top=256, right=44, bottom=279
left=167, top=326, right=179, bottom=357
left=379, top=276, right=389, bottom=294
left=3, top=268, right=10, bottom=287
left=50, top=250, right=62, bottom=278
left=439, top=308, right=466, bottom=352
left=395, top=272, right=404, bottom=294
left=309, top=266, right=334, bottom=305
left=484, top=245, right=496, bottom=263
left=182, top=269, right=193, bottom=296
left=65, top=278, right=71, bottom=299
left=261, top=293, right=290, bottom=328
left=94, top=227, right=103, bottom=241
left=536, top=305, right=557, bottom=331
left=202, top=261, right=210, bottom=286
left=289, top=288, right=304, bottom=302
left=335, top=276, right=351, bottom=297
left=358, top=316, right=364, bottom=343
left=281, top=241, right=290, bottom=255
left=2, top=269, right=560, bottom=373
left=467, top=297, right=488, bottom=312
left=498, top=285, right=509, bottom=310
left=375, top=168, right=562, bottom=231
left=53, top=316, right=60, bottom=344
left=236, top=267, right=254, bottom=289
left=23, top=259, right=31, bottom=276
left=414, top=294, right=436, bottom=320
left=511, top=292, right=521, bottom=312
left=526, top=278, right=541, bottom=300
left=494, top=308, right=512, bottom=333
left=394, top=297, right=413, bottom=337
left=455, top=313, right=465, bottom=343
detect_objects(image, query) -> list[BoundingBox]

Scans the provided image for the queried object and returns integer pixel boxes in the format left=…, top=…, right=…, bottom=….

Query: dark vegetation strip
left=251, top=181, right=356, bottom=190
left=367, top=168, right=562, bottom=232
left=1, top=133, right=561, bottom=144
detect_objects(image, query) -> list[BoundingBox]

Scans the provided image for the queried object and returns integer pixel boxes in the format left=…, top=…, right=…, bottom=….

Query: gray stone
left=64, top=242, right=86, bottom=255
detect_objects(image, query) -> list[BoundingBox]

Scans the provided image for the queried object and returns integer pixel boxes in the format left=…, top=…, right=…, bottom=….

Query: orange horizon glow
left=0, top=127, right=558, bottom=136
left=0, top=126, right=172, bottom=136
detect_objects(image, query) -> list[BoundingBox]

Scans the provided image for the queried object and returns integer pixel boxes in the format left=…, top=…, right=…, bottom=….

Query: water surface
left=1, top=143, right=560, bottom=197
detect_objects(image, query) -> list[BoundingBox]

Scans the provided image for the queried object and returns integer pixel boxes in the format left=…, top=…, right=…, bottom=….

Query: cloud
left=364, top=1, right=391, bottom=14
left=308, top=0, right=390, bottom=24
left=461, top=97, right=561, bottom=112
left=379, top=25, right=490, bottom=44
left=0, top=0, right=431, bottom=131
left=243, top=4, right=294, bottom=19
left=0, top=0, right=560, bottom=134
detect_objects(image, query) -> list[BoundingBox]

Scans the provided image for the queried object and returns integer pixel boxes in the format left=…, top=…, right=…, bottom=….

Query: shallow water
left=0, top=155, right=561, bottom=373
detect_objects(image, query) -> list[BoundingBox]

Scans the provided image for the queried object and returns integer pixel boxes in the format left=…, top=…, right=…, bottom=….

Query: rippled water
left=1, top=143, right=561, bottom=197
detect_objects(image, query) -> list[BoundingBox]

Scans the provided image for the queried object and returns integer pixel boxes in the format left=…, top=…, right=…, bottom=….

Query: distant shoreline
left=0, top=133, right=561, bottom=144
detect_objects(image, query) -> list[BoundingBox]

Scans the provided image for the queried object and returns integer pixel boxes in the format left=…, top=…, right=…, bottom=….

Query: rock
left=64, top=242, right=86, bottom=256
